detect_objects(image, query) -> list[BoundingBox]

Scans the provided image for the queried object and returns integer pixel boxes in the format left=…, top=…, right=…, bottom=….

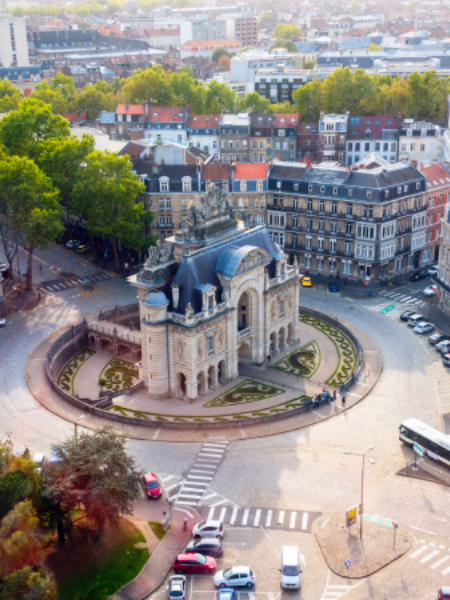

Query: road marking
left=254, top=509, right=261, bottom=527
left=290, top=512, right=297, bottom=529
left=165, top=482, right=181, bottom=492
left=266, top=510, right=273, bottom=527
left=410, top=545, right=429, bottom=558
left=409, top=526, right=437, bottom=535
left=230, top=508, right=238, bottom=525
left=174, top=500, right=197, bottom=506
left=198, top=454, right=221, bottom=460
left=161, top=475, right=177, bottom=483
left=278, top=511, right=285, bottom=526
left=208, top=507, right=215, bottom=520
left=210, top=499, right=228, bottom=508
left=203, top=444, right=226, bottom=450
left=180, top=491, right=204, bottom=498
left=442, top=566, right=450, bottom=576
left=187, top=475, right=213, bottom=481
left=421, top=550, right=439, bottom=563
left=242, top=508, right=249, bottom=526
left=219, top=507, right=227, bottom=521
left=302, top=513, right=309, bottom=530
left=431, top=555, right=450, bottom=569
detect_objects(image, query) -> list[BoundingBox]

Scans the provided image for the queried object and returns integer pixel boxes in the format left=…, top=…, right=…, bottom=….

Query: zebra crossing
left=197, top=505, right=321, bottom=533
left=40, top=272, right=111, bottom=293
left=377, top=289, right=427, bottom=308
left=409, top=540, right=450, bottom=575
left=168, top=441, right=229, bottom=506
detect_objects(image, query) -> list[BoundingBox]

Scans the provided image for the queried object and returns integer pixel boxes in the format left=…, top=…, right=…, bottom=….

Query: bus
left=400, top=418, right=450, bottom=467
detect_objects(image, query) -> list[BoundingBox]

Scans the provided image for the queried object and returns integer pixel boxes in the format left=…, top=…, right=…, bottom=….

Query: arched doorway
left=197, top=371, right=206, bottom=396
left=279, top=328, right=285, bottom=352
left=218, top=361, right=227, bottom=384
left=287, top=323, right=293, bottom=346
left=237, top=291, right=251, bottom=331
left=238, top=342, right=252, bottom=363
left=179, top=373, right=187, bottom=397
left=270, top=332, right=277, bottom=355
left=208, top=366, right=216, bottom=389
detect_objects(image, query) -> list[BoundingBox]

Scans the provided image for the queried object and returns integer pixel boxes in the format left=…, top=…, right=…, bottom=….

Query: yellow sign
left=346, top=506, right=357, bottom=527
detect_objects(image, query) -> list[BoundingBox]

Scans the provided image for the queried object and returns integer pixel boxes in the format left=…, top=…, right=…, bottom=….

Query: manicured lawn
left=148, top=520, right=168, bottom=541
left=47, top=517, right=149, bottom=600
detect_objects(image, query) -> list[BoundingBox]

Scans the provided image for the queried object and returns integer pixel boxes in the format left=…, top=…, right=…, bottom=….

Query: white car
left=408, top=313, right=428, bottom=327
left=423, top=285, right=437, bottom=297
left=414, top=322, right=435, bottom=334
left=427, top=267, right=438, bottom=276
left=0, top=318, right=5, bottom=328
left=214, top=566, right=255, bottom=588
left=66, top=240, right=80, bottom=249
left=192, top=520, right=224, bottom=539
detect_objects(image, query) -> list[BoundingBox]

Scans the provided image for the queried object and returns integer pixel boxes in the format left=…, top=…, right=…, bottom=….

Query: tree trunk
left=111, top=236, right=120, bottom=272
left=25, top=247, right=33, bottom=291
left=57, top=518, right=65, bottom=544
left=88, top=231, right=98, bottom=261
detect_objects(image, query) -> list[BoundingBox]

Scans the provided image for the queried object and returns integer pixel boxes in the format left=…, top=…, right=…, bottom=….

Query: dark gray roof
left=168, top=228, right=281, bottom=314
left=98, top=111, right=115, bottom=124
left=143, top=290, right=169, bottom=307
left=216, top=245, right=271, bottom=277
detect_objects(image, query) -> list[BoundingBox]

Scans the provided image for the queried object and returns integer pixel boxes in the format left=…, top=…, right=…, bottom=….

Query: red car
left=174, top=553, right=216, bottom=574
left=143, top=472, right=161, bottom=499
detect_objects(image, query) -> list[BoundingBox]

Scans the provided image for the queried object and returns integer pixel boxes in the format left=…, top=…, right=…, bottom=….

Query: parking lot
left=151, top=526, right=332, bottom=600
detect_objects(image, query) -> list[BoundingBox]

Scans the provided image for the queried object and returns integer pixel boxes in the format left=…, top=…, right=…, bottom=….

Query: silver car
left=192, top=520, right=224, bottom=539
left=214, top=566, right=255, bottom=588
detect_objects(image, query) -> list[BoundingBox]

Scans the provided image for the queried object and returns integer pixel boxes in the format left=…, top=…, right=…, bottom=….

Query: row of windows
left=221, top=140, right=248, bottom=149
left=273, top=182, right=422, bottom=196
left=348, top=142, right=396, bottom=152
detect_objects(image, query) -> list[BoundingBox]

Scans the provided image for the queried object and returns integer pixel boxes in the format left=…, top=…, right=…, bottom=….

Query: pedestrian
left=39, top=264, right=42, bottom=271
left=267, top=353, right=271, bottom=365
left=38, top=291, right=41, bottom=300
left=333, top=390, right=337, bottom=402
left=341, top=395, right=346, bottom=407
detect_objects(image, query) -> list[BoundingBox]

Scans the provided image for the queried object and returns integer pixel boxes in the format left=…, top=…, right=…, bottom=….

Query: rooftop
left=234, top=163, right=267, bottom=179
left=147, top=107, right=188, bottom=122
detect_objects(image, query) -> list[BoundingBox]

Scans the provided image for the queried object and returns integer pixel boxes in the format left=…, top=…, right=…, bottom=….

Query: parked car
left=214, top=566, right=255, bottom=589
left=32, top=452, right=46, bottom=473
left=217, top=589, right=236, bottom=600
left=66, top=240, right=80, bottom=249
left=76, top=244, right=90, bottom=254
left=280, top=545, right=301, bottom=590
left=0, top=263, right=9, bottom=278
left=192, top=520, right=224, bottom=539
left=423, top=285, right=437, bottom=297
left=185, top=537, right=223, bottom=557
left=168, top=575, right=187, bottom=600
left=410, top=271, right=427, bottom=282
left=173, top=553, right=216, bottom=575
left=301, top=276, right=312, bottom=287
left=436, top=341, right=450, bottom=355
left=429, top=334, right=449, bottom=346
left=437, top=586, right=450, bottom=600
left=0, top=318, right=5, bottom=328
left=328, top=282, right=339, bottom=292
left=414, top=322, right=435, bottom=334
left=143, top=472, right=161, bottom=499
left=428, top=267, right=439, bottom=277
left=400, top=310, right=415, bottom=322
left=442, top=353, right=450, bottom=368
left=408, top=314, right=428, bottom=327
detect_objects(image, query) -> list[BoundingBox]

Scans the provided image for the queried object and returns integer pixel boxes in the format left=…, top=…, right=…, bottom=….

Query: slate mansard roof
left=268, top=160, right=426, bottom=203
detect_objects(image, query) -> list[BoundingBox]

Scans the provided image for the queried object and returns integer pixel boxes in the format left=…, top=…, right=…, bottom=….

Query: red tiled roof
left=188, top=114, right=220, bottom=128
left=201, top=163, right=231, bottom=180
left=302, top=155, right=314, bottom=166
left=146, top=28, right=179, bottom=36
left=181, top=39, right=241, bottom=50
left=235, top=163, right=267, bottom=179
left=272, top=113, right=299, bottom=127
left=118, top=141, right=147, bottom=159
left=147, top=106, right=187, bottom=122
left=419, top=164, right=450, bottom=190
left=116, top=104, right=144, bottom=115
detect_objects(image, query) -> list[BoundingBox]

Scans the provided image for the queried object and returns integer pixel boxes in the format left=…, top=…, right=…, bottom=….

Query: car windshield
left=170, top=591, right=184, bottom=597
left=147, top=481, right=159, bottom=489
left=282, top=566, right=300, bottom=576
left=224, top=568, right=233, bottom=578
left=196, top=554, right=207, bottom=564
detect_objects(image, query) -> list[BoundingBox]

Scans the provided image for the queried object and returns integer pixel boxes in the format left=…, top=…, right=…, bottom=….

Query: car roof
left=230, top=566, right=250, bottom=573
left=200, top=520, right=221, bottom=527
left=143, top=472, right=157, bottom=482
left=194, top=537, right=221, bottom=545
left=218, top=590, right=235, bottom=598
left=177, top=553, right=200, bottom=560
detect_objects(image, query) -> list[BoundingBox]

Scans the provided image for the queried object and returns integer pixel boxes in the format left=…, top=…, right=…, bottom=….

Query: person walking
left=267, top=353, right=271, bottom=366
left=341, top=395, right=346, bottom=407
left=333, top=390, right=337, bottom=402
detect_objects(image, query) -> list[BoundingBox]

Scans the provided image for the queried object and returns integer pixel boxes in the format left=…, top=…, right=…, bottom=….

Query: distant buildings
left=399, top=120, right=445, bottom=166
left=0, top=13, right=28, bottom=67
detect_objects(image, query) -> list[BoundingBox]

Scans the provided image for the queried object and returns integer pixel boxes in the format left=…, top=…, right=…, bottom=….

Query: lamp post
left=74, top=414, right=86, bottom=442
left=343, top=445, right=375, bottom=539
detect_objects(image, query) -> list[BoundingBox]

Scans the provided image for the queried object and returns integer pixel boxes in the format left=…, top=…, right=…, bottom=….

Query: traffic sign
left=346, top=506, right=357, bottom=527
left=379, top=304, right=395, bottom=315
left=413, top=442, right=424, bottom=457
left=392, top=521, right=399, bottom=529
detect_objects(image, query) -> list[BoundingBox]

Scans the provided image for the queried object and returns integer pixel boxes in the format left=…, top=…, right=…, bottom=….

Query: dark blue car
left=218, top=589, right=236, bottom=600
left=329, top=282, right=340, bottom=292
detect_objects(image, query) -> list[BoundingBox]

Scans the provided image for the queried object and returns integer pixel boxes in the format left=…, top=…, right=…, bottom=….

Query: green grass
left=149, top=520, right=168, bottom=541
left=50, top=518, right=149, bottom=600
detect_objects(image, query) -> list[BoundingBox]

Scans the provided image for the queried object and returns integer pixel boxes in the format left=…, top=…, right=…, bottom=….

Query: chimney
left=126, top=104, right=129, bottom=111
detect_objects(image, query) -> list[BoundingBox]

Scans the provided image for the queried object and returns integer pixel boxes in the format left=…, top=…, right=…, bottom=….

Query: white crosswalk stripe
left=198, top=505, right=319, bottom=532
left=421, top=550, right=439, bottom=563
left=431, top=555, right=450, bottom=569
left=321, top=584, right=356, bottom=600
left=410, top=545, right=429, bottom=558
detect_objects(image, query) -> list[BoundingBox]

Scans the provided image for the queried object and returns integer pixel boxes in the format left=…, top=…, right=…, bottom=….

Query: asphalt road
left=1, top=245, right=450, bottom=599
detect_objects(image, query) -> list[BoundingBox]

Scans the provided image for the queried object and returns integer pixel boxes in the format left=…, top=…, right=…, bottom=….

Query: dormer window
left=308, top=184, right=313, bottom=192
left=385, top=190, right=390, bottom=198
left=293, top=183, right=299, bottom=191
left=348, top=189, right=353, bottom=197
left=421, top=129, right=427, bottom=137
left=182, top=177, right=192, bottom=192
left=320, top=186, right=325, bottom=194
left=159, top=177, right=169, bottom=192
left=398, top=186, right=402, bottom=195
left=333, top=187, right=338, bottom=195
left=276, top=181, right=281, bottom=189
left=404, top=185, right=409, bottom=193
left=367, top=191, right=372, bottom=199
left=240, top=181, right=247, bottom=191
left=416, top=182, right=421, bottom=190
left=407, top=129, right=412, bottom=137
left=222, top=181, right=228, bottom=192
left=256, top=181, right=263, bottom=191
left=207, top=181, right=215, bottom=191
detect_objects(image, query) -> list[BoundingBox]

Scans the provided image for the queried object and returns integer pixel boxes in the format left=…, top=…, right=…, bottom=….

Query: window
left=332, top=202, right=338, bottom=215
left=207, top=336, right=214, bottom=353
left=182, top=177, right=191, bottom=192
left=308, top=184, right=313, bottom=193
left=319, top=200, right=325, bottom=213
left=256, top=181, right=263, bottom=191
left=318, top=220, right=324, bottom=232
left=355, top=243, right=374, bottom=259
left=306, top=219, right=312, bottom=232
left=330, top=238, right=336, bottom=252
left=278, top=129, right=285, bottom=137
left=222, top=181, right=229, bottom=192
left=346, top=204, right=353, bottom=217
left=292, top=216, right=298, bottom=228
left=306, top=235, right=312, bottom=249
left=240, top=181, right=247, bottom=192
left=279, top=300, right=284, bottom=316
left=344, top=242, right=351, bottom=255
left=356, top=224, right=375, bottom=240
left=235, top=140, right=240, bottom=149
left=342, top=261, right=352, bottom=274
left=345, top=223, right=352, bottom=235
left=307, top=199, right=313, bottom=212
left=159, top=178, right=169, bottom=192
left=293, top=183, right=299, bottom=191
left=331, top=221, right=337, bottom=233
left=318, top=238, right=324, bottom=250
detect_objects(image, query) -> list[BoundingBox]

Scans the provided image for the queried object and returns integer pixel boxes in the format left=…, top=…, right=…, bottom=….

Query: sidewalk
left=110, top=500, right=199, bottom=600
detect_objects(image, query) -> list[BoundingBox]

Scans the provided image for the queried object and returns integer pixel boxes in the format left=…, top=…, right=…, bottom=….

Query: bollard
left=183, top=518, right=187, bottom=531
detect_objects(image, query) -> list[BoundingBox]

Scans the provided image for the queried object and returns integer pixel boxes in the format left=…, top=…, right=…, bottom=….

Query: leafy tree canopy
left=273, top=23, right=302, bottom=39
left=270, top=39, right=298, bottom=53
left=211, top=47, right=231, bottom=62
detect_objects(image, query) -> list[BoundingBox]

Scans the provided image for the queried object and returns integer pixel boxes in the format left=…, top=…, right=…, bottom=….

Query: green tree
left=0, top=566, right=57, bottom=600
left=204, top=80, right=236, bottom=113
left=0, top=156, right=63, bottom=290
left=293, top=78, right=322, bottom=121
left=211, top=47, right=231, bottom=62
left=73, top=151, right=151, bottom=268
left=242, top=92, right=272, bottom=113
left=43, top=429, right=142, bottom=534
left=30, top=81, right=68, bottom=114
left=49, top=73, right=77, bottom=104
left=273, top=23, right=302, bottom=39
left=171, top=71, right=205, bottom=109
left=368, top=42, right=383, bottom=51
left=0, top=99, right=70, bottom=158
left=0, top=472, right=32, bottom=520
left=270, top=39, right=298, bottom=53
left=72, top=86, right=119, bottom=118
left=270, top=101, right=297, bottom=113
left=304, top=59, right=316, bottom=69
left=122, top=66, right=173, bottom=105
left=0, top=80, right=22, bottom=112
left=260, top=11, right=272, bottom=22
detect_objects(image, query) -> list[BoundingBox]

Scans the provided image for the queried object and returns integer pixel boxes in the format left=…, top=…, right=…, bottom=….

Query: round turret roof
left=143, top=290, right=169, bottom=307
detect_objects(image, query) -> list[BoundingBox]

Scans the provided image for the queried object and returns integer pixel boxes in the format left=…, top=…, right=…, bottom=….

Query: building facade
left=436, top=206, right=450, bottom=316
left=115, top=104, right=145, bottom=140
left=145, top=106, right=190, bottom=144
left=187, top=114, right=220, bottom=158
left=129, top=187, right=300, bottom=401
left=254, top=66, right=308, bottom=104
left=399, top=120, right=445, bottom=166
left=250, top=113, right=273, bottom=163
left=272, top=113, right=298, bottom=162
left=346, top=115, right=399, bottom=166
left=231, top=163, right=267, bottom=223
left=0, top=14, right=28, bottom=67
left=419, top=163, right=450, bottom=263
left=219, top=113, right=251, bottom=164
left=317, top=113, right=348, bottom=163
left=267, top=157, right=427, bottom=281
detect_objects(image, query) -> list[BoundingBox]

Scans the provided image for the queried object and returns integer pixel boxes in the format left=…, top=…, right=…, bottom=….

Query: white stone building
left=0, top=13, right=28, bottom=67
left=129, top=188, right=300, bottom=401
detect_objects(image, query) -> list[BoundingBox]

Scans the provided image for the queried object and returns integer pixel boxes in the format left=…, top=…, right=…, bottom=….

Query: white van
left=280, top=546, right=301, bottom=590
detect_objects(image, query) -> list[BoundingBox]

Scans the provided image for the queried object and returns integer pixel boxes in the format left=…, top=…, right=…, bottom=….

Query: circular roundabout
left=26, top=304, right=382, bottom=442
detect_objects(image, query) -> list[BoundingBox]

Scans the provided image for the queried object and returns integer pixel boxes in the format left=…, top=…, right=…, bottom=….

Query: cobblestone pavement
left=2, top=245, right=450, bottom=599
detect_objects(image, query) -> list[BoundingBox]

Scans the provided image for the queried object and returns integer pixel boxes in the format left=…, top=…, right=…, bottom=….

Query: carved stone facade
left=129, top=187, right=300, bottom=402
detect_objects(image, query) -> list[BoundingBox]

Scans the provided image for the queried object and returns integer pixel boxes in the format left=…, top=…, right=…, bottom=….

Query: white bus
left=400, top=418, right=450, bottom=467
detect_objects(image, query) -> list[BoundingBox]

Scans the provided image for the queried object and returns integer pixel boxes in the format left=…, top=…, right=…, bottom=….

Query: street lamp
left=74, top=414, right=85, bottom=442
left=343, top=445, right=375, bottom=539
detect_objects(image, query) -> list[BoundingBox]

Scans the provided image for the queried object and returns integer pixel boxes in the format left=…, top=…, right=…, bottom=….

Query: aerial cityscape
left=2, top=0, right=450, bottom=598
